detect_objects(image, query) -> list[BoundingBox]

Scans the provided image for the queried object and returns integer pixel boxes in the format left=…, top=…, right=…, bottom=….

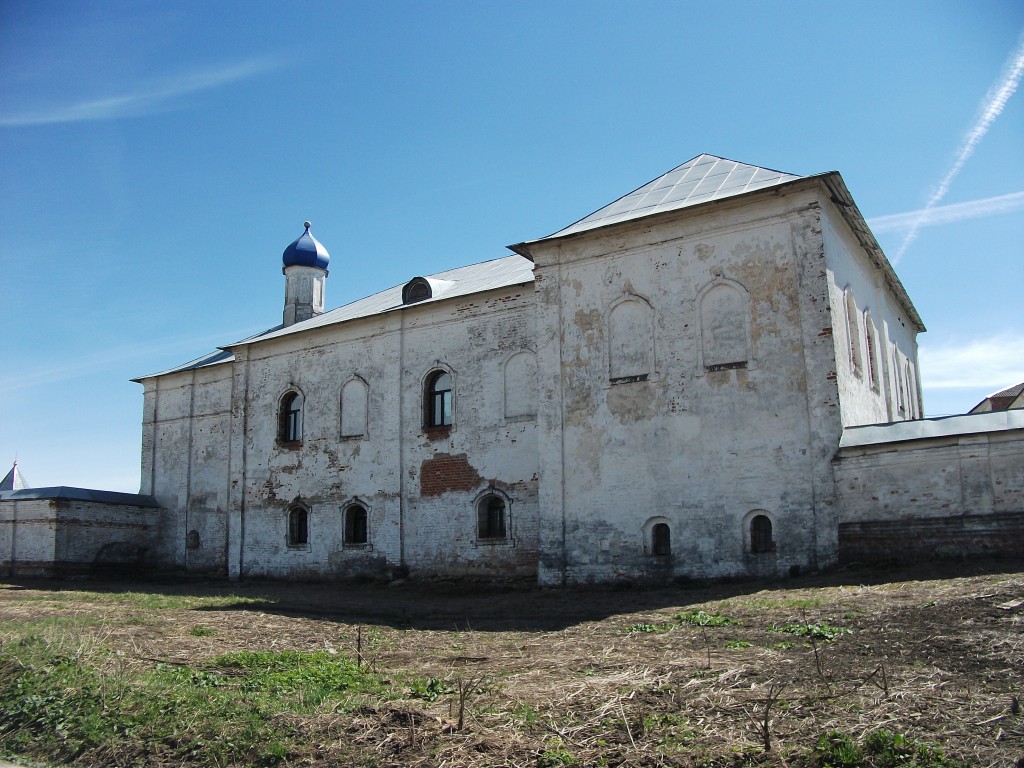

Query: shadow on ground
left=3, top=557, right=1021, bottom=632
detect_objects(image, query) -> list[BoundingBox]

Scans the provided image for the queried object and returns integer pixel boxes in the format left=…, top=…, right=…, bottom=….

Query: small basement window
left=345, top=504, right=368, bottom=545
left=652, top=523, right=671, bottom=556
left=750, top=514, right=774, bottom=554
left=288, top=505, right=309, bottom=547
left=477, top=494, right=507, bottom=540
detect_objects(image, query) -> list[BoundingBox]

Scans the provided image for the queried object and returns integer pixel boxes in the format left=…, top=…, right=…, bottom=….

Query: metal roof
left=135, top=254, right=535, bottom=379
left=533, top=154, right=802, bottom=242
left=0, top=486, right=160, bottom=507
left=0, top=461, right=28, bottom=492
left=839, top=409, right=1024, bottom=450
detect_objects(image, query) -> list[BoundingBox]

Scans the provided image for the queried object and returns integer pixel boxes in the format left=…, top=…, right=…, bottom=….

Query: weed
left=626, top=622, right=662, bottom=634
left=514, top=703, right=540, bottom=725
left=408, top=675, right=453, bottom=702
left=677, top=610, right=736, bottom=627
left=814, top=729, right=863, bottom=768
left=865, top=728, right=959, bottom=768
left=771, top=621, right=850, bottom=641
left=726, top=640, right=752, bottom=649
left=537, top=746, right=577, bottom=766
left=190, top=624, right=216, bottom=637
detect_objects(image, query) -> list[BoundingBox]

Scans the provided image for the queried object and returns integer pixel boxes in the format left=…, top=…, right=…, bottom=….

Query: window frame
left=278, top=389, right=304, bottom=446
left=287, top=502, right=310, bottom=549
left=473, top=489, right=514, bottom=546
left=343, top=501, right=370, bottom=548
left=423, top=368, right=454, bottom=432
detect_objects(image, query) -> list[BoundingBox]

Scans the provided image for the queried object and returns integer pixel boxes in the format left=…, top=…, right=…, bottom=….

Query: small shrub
left=677, top=610, right=735, bottom=627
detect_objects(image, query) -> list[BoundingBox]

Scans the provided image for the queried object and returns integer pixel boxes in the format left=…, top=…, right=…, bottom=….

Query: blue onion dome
left=282, top=221, right=330, bottom=271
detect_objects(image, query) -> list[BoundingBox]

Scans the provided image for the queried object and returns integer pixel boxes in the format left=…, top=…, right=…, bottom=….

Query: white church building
left=4, top=155, right=1021, bottom=583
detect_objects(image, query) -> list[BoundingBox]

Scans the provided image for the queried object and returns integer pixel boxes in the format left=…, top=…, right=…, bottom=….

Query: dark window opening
left=652, top=523, right=671, bottom=556
left=751, top=515, right=774, bottom=553
left=425, top=371, right=452, bottom=429
left=403, top=278, right=432, bottom=304
left=280, top=392, right=303, bottom=443
left=288, top=506, right=308, bottom=546
left=477, top=495, right=506, bottom=539
left=345, top=505, right=368, bottom=545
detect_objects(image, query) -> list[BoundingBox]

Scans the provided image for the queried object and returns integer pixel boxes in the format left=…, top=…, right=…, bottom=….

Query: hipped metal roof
left=139, top=153, right=923, bottom=380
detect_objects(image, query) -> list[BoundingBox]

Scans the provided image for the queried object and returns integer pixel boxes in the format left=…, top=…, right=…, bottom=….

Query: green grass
left=813, top=728, right=963, bottom=768
left=0, top=633, right=389, bottom=766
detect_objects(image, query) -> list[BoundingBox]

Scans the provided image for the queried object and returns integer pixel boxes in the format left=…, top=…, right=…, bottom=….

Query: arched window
left=344, top=504, right=368, bottom=545
left=608, top=297, right=653, bottom=382
left=279, top=391, right=303, bottom=443
left=864, top=314, right=879, bottom=389
left=652, top=523, right=671, bottom=556
left=845, top=290, right=862, bottom=375
left=699, top=280, right=750, bottom=371
left=288, top=504, right=308, bottom=547
left=340, top=377, right=368, bottom=438
left=504, top=351, right=537, bottom=420
left=477, top=494, right=506, bottom=539
left=425, top=370, right=453, bottom=428
left=750, top=514, right=774, bottom=554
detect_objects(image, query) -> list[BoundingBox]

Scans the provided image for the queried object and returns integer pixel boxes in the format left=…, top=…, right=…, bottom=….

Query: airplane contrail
left=894, top=34, right=1024, bottom=262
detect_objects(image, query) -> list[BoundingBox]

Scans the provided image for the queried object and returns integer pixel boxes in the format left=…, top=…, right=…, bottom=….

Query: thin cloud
left=894, top=34, right=1024, bottom=262
left=0, top=326, right=260, bottom=396
left=919, top=335, right=1024, bottom=391
left=868, top=191, right=1024, bottom=234
left=0, top=58, right=279, bottom=127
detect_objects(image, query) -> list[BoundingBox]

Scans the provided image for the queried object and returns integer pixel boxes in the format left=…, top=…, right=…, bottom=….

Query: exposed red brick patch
left=420, top=453, right=483, bottom=497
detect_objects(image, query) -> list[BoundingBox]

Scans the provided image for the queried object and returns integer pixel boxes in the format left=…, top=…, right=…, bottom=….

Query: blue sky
left=2, top=1, right=1022, bottom=492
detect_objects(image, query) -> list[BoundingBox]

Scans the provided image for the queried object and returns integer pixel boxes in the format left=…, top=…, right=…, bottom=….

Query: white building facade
left=134, top=155, right=932, bottom=585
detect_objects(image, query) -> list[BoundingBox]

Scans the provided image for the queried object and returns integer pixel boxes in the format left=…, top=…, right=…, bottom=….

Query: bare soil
left=2, top=559, right=1023, bottom=767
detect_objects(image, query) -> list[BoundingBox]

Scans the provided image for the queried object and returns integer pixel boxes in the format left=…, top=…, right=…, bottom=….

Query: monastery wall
left=0, top=497, right=156, bottom=576
left=834, top=414, right=1024, bottom=562
left=531, top=186, right=844, bottom=584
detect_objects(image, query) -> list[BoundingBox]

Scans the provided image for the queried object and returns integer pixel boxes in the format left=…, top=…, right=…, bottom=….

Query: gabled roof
left=969, top=381, right=1024, bottom=414
left=521, top=154, right=802, bottom=244
left=136, top=254, right=535, bottom=380
left=0, top=462, right=28, bottom=492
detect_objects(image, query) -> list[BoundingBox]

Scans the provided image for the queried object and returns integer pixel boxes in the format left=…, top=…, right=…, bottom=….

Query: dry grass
left=1, top=559, right=1022, bottom=767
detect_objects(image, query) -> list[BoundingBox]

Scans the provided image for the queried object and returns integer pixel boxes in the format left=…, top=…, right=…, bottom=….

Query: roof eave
left=818, top=172, right=926, bottom=333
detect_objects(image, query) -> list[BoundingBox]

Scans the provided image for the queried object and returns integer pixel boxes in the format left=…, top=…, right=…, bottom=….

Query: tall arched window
left=344, top=504, right=368, bottom=545
left=340, top=377, right=368, bottom=438
left=750, top=514, right=774, bottom=554
left=608, top=297, right=653, bottom=382
left=699, top=280, right=750, bottom=371
left=288, top=504, right=308, bottom=547
left=279, top=391, right=303, bottom=443
left=425, top=370, right=453, bottom=428
left=477, top=494, right=507, bottom=539
left=652, top=523, right=671, bottom=556
left=845, top=290, right=862, bottom=375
